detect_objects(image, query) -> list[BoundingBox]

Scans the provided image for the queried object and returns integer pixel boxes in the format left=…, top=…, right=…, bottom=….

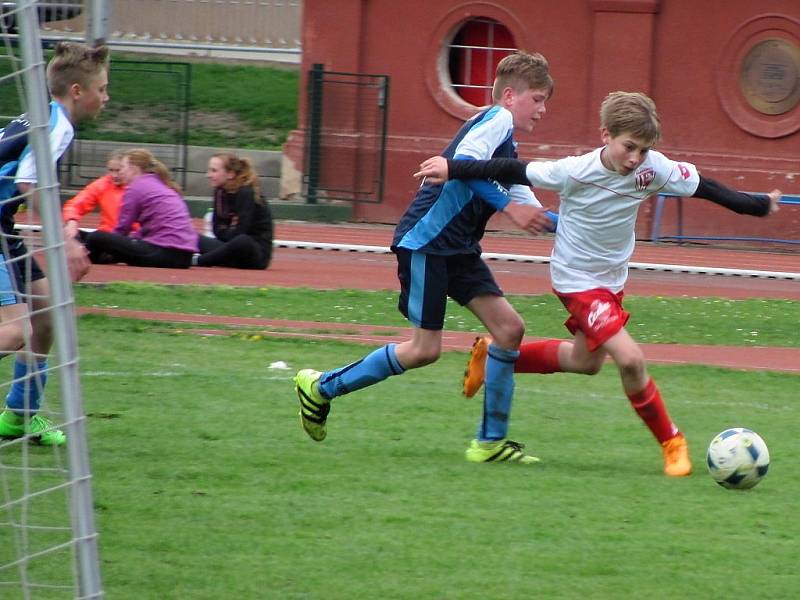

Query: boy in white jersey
left=294, top=53, right=556, bottom=464
left=0, top=42, right=108, bottom=445
left=414, top=91, right=780, bottom=476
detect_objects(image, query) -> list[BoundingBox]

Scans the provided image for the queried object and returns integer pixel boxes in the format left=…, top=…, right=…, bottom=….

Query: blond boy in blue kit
left=294, top=53, right=558, bottom=463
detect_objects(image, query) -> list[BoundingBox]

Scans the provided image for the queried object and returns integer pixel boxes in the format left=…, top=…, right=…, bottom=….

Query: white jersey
left=524, top=148, right=700, bottom=293
left=14, top=100, right=74, bottom=184
left=454, top=106, right=542, bottom=207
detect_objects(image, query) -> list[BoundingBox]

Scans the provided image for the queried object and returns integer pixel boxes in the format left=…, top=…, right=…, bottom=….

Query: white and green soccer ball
left=706, top=428, right=770, bottom=490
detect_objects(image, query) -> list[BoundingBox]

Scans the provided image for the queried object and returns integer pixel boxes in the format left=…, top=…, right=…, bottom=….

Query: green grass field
left=0, top=51, right=298, bottom=150
left=3, top=286, right=799, bottom=599
left=75, top=283, right=800, bottom=347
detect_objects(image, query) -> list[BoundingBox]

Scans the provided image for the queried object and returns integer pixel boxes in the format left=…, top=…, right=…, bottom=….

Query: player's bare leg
left=603, top=329, right=691, bottom=476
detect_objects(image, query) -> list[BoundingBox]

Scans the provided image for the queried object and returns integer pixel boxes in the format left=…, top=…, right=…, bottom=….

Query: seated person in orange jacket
left=63, top=149, right=127, bottom=241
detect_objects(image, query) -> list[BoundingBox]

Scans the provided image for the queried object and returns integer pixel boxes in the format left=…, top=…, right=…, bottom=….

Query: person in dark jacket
left=195, top=153, right=273, bottom=269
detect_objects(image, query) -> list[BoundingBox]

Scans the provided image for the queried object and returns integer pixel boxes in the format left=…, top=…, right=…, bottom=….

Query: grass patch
left=0, top=51, right=298, bottom=149
left=3, top=317, right=797, bottom=599
left=74, top=282, right=800, bottom=347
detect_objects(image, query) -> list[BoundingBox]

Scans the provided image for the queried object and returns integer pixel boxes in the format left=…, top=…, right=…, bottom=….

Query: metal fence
left=651, top=193, right=800, bottom=246
left=18, top=0, right=303, bottom=60
left=66, top=59, right=192, bottom=190
left=304, top=64, right=390, bottom=204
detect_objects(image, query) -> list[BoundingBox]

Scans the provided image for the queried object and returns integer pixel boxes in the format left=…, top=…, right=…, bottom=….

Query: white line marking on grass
left=81, top=371, right=185, bottom=377
left=681, top=399, right=792, bottom=411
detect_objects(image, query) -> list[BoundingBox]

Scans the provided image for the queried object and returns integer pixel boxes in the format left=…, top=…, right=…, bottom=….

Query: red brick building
left=283, top=1, right=799, bottom=242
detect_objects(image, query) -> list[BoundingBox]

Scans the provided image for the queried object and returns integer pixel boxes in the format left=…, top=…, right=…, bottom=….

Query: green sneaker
left=294, top=369, right=330, bottom=442
left=465, top=439, right=540, bottom=464
left=0, top=410, right=66, bottom=446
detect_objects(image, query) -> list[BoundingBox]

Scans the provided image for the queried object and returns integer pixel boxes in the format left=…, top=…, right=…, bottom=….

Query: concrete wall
left=68, top=140, right=281, bottom=199
left=64, top=141, right=349, bottom=221
left=43, top=1, right=302, bottom=53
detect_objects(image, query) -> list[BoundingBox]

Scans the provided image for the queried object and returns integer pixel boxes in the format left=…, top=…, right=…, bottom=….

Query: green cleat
left=294, top=369, right=330, bottom=441
left=465, top=439, right=540, bottom=464
left=0, top=410, right=66, bottom=446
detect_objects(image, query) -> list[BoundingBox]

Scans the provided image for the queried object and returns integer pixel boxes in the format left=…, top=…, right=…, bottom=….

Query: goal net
left=0, top=2, right=102, bottom=598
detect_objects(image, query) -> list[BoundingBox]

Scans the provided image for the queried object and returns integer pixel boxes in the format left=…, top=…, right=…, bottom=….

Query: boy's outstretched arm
left=694, top=176, right=780, bottom=216
left=413, top=156, right=552, bottom=233
left=415, top=156, right=530, bottom=185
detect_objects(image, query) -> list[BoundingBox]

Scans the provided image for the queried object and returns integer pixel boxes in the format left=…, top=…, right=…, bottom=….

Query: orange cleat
left=462, top=336, right=491, bottom=398
left=661, top=433, right=693, bottom=477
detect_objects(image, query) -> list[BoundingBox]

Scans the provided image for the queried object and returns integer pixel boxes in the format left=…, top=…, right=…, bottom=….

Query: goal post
left=0, top=2, right=103, bottom=598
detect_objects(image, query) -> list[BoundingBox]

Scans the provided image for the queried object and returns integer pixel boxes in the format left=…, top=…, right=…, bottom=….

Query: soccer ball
left=706, top=428, right=770, bottom=490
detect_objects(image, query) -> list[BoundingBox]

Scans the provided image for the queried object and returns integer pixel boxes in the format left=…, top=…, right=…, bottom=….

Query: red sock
left=626, top=378, right=679, bottom=443
left=514, top=340, right=562, bottom=374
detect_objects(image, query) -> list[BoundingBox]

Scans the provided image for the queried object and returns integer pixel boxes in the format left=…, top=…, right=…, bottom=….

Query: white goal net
left=0, top=2, right=102, bottom=598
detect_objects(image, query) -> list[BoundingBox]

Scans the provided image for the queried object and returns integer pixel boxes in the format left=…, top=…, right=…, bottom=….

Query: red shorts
left=555, top=288, right=630, bottom=352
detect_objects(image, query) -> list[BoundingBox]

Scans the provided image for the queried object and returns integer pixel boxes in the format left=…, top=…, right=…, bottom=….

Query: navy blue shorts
left=393, top=248, right=502, bottom=330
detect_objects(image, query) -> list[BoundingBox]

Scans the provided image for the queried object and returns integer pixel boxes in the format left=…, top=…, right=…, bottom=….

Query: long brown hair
left=212, top=152, right=261, bottom=196
left=123, top=149, right=181, bottom=193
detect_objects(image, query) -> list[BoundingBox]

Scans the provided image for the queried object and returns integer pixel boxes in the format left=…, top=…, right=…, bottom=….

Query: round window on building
left=448, top=18, right=517, bottom=106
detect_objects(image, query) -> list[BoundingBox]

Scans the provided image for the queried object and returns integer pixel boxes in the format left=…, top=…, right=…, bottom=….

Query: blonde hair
left=123, top=149, right=181, bottom=193
left=492, top=52, right=554, bottom=101
left=46, top=42, right=109, bottom=97
left=600, top=91, right=661, bottom=144
left=212, top=152, right=261, bottom=195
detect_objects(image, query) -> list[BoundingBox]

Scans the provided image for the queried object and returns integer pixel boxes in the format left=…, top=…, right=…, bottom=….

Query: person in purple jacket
left=86, top=148, right=198, bottom=268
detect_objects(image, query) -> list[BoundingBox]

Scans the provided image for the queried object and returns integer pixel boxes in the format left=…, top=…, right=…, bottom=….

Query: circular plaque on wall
left=739, top=38, right=800, bottom=115
left=716, top=15, right=800, bottom=138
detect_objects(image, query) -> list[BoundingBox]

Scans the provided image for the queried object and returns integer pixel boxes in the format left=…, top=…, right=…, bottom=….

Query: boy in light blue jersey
left=0, top=42, right=108, bottom=446
left=294, top=52, right=557, bottom=463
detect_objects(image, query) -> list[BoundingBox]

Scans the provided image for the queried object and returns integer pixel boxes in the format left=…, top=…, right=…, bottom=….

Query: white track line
left=275, top=239, right=800, bottom=281
left=20, top=223, right=796, bottom=281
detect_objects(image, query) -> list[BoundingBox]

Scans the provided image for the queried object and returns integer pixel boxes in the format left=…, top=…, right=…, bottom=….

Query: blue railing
left=650, top=193, right=800, bottom=245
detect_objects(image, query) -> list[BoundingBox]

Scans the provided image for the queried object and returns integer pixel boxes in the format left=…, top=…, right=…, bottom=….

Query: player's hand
left=766, top=189, right=781, bottom=215
left=65, top=237, right=90, bottom=282
left=503, top=202, right=552, bottom=235
left=413, top=156, right=448, bottom=184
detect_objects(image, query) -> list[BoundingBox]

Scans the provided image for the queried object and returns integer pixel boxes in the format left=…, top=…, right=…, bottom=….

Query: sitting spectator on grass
left=86, top=148, right=197, bottom=268
left=194, top=152, right=273, bottom=269
left=62, top=149, right=128, bottom=242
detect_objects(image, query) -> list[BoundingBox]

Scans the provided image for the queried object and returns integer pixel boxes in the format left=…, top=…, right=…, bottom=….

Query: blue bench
left=650, top=193, right=800, bottom=245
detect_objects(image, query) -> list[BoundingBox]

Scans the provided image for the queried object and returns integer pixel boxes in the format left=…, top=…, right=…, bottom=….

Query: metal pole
left=18, top=3, right=104, bottom=598
left=87, top=0, right=111, bottom=46
left=306, top=63, right=324, bottom=205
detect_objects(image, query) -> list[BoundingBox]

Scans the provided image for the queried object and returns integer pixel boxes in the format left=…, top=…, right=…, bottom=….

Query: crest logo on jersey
left=634, top=167, right=655, bottom=191
left=678, top=164, right=691, bottom=179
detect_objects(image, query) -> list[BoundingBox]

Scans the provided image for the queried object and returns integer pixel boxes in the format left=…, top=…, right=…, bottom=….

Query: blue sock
left=318, top=344, right=405, bottom=399
left=6, top=359, right=48, bottom=416
left=477, top=344, right=519, bottom=441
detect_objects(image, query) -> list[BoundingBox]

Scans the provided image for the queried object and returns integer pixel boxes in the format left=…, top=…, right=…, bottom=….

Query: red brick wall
left=284, top=0, right=800, bottom=242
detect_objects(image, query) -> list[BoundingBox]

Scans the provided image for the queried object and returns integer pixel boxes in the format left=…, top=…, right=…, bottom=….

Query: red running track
left=79, top=221, right=800, bottom=374
left=84, top=221, right=800, bottom=300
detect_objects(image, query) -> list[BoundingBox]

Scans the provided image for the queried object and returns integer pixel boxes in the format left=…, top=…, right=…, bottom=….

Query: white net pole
left=17, top=2, right=103, bottom=597
left=87, top=0, right=111, bottom=46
